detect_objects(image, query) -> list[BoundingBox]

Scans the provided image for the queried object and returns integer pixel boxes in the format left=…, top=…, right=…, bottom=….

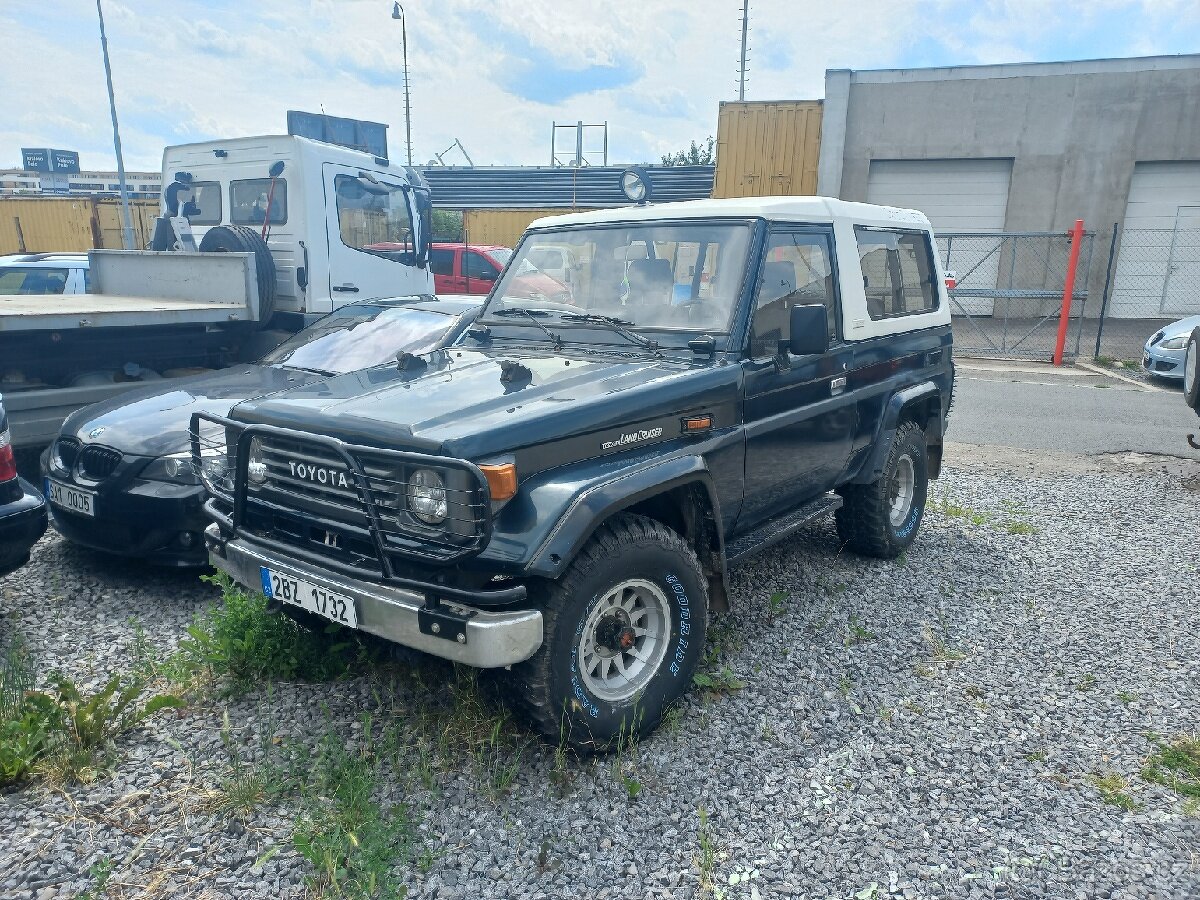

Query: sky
left=2, top=0, right=1199, bottom=173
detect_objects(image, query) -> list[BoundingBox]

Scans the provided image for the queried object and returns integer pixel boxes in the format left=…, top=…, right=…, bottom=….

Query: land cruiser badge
left=601, top=427, right=663, bottom=451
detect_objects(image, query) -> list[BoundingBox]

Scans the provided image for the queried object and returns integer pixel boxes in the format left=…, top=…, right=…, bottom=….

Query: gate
left=937, top=230, right=1095, bottom=360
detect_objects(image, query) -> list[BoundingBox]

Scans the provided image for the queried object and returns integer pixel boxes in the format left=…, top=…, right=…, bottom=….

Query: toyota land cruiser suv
left=193, top=195, right=954, bottom=750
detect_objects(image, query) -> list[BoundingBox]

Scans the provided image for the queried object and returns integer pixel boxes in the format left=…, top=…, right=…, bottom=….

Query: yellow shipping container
left=463, top=208, right=595, bottom=249
left=713, top=100, right=823, bottom=199
left=0, top=196, right=159, bottom=254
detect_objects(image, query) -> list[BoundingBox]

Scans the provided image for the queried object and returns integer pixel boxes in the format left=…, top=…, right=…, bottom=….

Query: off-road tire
left=504, top=514, right=708, bottom=753
left=836, top=420, right=928, bottom=559
left=198, top=224, right=277, bottom=327
left=1184, top=327, right=1200, bottom=412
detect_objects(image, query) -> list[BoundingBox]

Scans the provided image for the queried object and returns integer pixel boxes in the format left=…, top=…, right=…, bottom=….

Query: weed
left=1117, top=690, right=1137, bottom=705
left=75, top=857, right=113, bottom=900
left=1088, top=772, right=1140, bottom=811
left=620, top=772, right=642, bottom=800
left=1094, top=355, right=1116, bottom=366
left=1076, top=673, right=1096, bottom=691
left=1141, top=734, right=1200, bottom=799
left=0, top=641, right=56, bottom=785
left=170, top=572, right=368, bottom=692
left=921, top=622, right=966, bottom=668
left=837, top=675, right=853, bottom=697
left=1025, top=750, right=1048, bottom=763
left=660, top=703, right=684, bottom=736
left=844, top=614, right=876, bottom=646
left=696, top=805, right=719, bottom=897
left=204, top=708, right=299, bottom=818
left=702, top=620, right=742, bottom=668
left=963, top=684, right=984, bottom=700
left=1005, top=521, right=1038, bottom=535
left=692, top=667, right=747, bottom=695
left=293, top=729, right=415, bottom=900
left=878, top=706, right=895, bottom=724
left=767, top=591, right=789, bottom=619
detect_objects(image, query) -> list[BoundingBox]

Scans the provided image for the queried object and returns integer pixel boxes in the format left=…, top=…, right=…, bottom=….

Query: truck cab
left=196, top=194, right=954, bottom=751
left=161, top=135, right=435, bottom=327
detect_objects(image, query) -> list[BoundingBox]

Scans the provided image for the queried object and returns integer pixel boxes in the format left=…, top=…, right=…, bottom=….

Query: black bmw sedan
left=41, top=295, right=480, bottom=566
left=1, top=395, right=47, bottom=577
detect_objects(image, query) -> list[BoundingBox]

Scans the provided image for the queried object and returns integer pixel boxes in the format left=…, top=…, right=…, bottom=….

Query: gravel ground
left=1, top=452, right=1198, bottom=900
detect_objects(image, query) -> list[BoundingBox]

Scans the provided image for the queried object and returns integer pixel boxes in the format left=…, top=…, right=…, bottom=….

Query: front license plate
left=46, top=478, right=96, bottom=517
left=260, top=567, right=358, bottom=629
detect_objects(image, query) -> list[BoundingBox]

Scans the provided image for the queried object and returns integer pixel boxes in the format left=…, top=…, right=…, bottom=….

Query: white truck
left=2, top=135, right=435, bottom=449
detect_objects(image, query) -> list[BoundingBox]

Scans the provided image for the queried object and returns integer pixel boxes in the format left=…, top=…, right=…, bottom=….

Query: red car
left=430, top=243, right=570, bottom=300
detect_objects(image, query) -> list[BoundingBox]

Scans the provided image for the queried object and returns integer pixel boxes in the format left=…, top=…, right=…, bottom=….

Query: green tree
left=661, top=136, right=716, bottom=166
left=431, top=209, right=463, bottom=241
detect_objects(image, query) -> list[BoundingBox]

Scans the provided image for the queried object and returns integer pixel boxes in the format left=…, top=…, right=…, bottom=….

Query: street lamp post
left=391, top=2, right=413, bottom=165
left=96, top=0, right=135, bottom=250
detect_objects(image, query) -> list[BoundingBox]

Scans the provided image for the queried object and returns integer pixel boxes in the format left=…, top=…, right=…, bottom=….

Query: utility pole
left=96, top=0, right=135, bottom=250
left=391, top=3, right=413, bottom=165
left=738, top=2, right=750, bottom=101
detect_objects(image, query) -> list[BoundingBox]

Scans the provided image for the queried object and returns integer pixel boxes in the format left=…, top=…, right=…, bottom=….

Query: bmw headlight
left=1160, top=334, right=1189, bottom=351
left=143, top=450, right=202, bottom=485
left=407, top=468, right=448, bottom=525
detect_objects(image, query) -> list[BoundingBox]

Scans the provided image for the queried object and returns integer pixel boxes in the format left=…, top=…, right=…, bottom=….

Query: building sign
left=21, top=148, right=81, bottom=174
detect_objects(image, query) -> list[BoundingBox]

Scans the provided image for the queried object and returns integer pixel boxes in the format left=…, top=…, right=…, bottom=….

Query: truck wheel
left=836, top=420, right=928, bottom=559
left=198, top=225, right=277, bottom=328
left=1184, top=327, right=1200, bottom=411
left=506, top=514, right=708, bottom=752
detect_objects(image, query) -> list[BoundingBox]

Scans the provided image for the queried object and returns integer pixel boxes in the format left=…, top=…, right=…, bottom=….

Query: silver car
left=0, top=252, right=89, bottom=295
left=1143, top=315, right=1200, bottom=381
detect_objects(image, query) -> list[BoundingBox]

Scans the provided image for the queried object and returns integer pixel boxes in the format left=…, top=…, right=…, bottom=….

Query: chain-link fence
left=1092, top=225, right=1200, bottom=364
left=937, top=231, right=1095, bottom=360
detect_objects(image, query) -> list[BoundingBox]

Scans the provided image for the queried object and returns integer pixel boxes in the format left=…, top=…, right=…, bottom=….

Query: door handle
left=831, top=375, right=847, bottom=396
left=333, top=284, right=359, bottom=293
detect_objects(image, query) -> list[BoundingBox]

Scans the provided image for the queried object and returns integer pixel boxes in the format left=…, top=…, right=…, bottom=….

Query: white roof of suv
left=529, top=196, right=933, bottom=232
left=0, top=253, right=89, bottom=269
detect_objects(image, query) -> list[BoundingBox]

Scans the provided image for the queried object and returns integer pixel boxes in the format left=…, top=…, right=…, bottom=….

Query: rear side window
left=0, top=267, right=69, bottom=295
left=750, top=231, right=838, bottom=358
left=463, top=251, right=498, bottom=281
left=854, top=228, right=937, bottom=320
left=430, top=248, right=455, bottom=276
left=188, top=180, right=222, bottom=225
left=231, top=178, right=287, bottom=225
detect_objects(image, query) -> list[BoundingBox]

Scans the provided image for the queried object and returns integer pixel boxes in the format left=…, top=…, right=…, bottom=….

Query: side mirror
left=787, top=304, right=829, bottom=357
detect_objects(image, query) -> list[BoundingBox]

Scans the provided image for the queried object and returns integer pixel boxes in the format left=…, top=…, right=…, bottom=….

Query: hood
left=230, top=347, right=738, bottom=461
left=1161, top=315, right=1200, bottom=339
left=63, top=366, right=323, bottom=457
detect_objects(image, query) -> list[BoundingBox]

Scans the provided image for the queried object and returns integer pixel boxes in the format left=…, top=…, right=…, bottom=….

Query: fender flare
left=851, top=381, right=942, bottom=484
left=527, top=454, right=724, bottom=580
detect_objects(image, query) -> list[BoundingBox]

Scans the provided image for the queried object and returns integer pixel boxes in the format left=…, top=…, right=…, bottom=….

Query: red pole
left=260, top=176, right=278, bottom=241
left=1053, top=218, right=1085, bottom=366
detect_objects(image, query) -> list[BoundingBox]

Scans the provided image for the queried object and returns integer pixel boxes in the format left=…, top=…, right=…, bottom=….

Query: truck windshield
left=262, top=305, right=457, bottom=373
left=480, top=223, right=752, bottom=334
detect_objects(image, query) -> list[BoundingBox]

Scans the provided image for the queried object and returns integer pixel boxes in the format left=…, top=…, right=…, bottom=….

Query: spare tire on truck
left=198, top=225, right=277, bottom=328
left=1184, top=326, right=1200, bottom=413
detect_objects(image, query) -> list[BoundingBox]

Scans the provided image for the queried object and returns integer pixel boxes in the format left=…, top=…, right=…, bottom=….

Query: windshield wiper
left=560, top=313, right=661, bottom=355
left=285, top=365, right=340, bottom=377
left=490, top=307, right=563, bottom=350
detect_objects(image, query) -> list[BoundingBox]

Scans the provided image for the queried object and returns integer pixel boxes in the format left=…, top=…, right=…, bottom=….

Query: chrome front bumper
left=207, top=525, right=543, bottom=669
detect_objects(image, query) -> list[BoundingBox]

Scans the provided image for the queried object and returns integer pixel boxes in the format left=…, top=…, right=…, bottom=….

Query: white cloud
left=1, top=0, right=1197, bottom=174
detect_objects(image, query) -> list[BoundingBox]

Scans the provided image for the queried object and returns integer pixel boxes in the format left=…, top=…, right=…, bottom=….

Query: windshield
left=485, top=248, right=512, bottom=267
left=262, top=305, right=460, bottom=373
left=480, top=223, right=752, bottom=333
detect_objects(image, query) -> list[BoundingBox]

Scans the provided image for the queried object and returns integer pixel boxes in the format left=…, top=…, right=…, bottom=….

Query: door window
left=0, top=267, right=69, bottom=295
left=230, top=178, right=287, bottom=225
left=430, top=248, right=455, bottom=276
left=750, top=232, right=838, bottom=358
left=854, top=228, right=937, bottom=320
left=333, top=174, right=414, bottom=261
left=187, top=180, right=222, bottom=225
left=463, top=251, right=499, bottom=281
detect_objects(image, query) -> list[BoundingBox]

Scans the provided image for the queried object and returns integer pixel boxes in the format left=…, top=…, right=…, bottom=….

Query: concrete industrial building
left=0, top=168, right=161, bottom=198
left=812, top=54, right=1200, bottom=326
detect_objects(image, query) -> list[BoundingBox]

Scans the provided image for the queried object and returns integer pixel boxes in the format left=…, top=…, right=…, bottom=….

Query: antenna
left=737, top=2, right=750, bottom=101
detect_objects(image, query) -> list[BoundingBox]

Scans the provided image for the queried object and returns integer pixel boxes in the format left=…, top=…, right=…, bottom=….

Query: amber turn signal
left=682, top=415, right=713, bottom=433
left=480, top=463, right=518, bottom=501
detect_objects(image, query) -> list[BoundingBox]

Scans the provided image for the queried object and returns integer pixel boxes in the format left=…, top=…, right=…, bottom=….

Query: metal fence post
left=1053, top=219, right=1085, bottom=366
left=1092, top=223, right=1120, bottom=359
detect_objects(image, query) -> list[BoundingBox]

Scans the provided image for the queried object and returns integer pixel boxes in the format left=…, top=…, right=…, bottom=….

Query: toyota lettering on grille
left=288, top=460, right=352, bottom=488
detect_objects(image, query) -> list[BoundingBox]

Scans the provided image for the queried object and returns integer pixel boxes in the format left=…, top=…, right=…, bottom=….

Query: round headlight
left=247, top=437, right=267, bottom=485
left=619, top=167, right=652, bottom=204
left=407, top=468, right=447, bottom=525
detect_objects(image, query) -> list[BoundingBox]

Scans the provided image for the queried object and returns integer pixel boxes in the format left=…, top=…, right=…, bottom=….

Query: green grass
left=169, top=572, right=375, bottom=693
left=1117, top=690, right=1138, bottom=705
left=0, top=638, right=183, bottom=786
left=1088, top=772, right=1140, bottom=811
left=1141, top=734, right=1200, bottom=799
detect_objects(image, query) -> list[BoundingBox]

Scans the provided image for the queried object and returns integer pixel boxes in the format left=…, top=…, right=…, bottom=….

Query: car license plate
left=260, top=567, right=358, bottom=629
left=46, top=478, right=96, bottom=517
